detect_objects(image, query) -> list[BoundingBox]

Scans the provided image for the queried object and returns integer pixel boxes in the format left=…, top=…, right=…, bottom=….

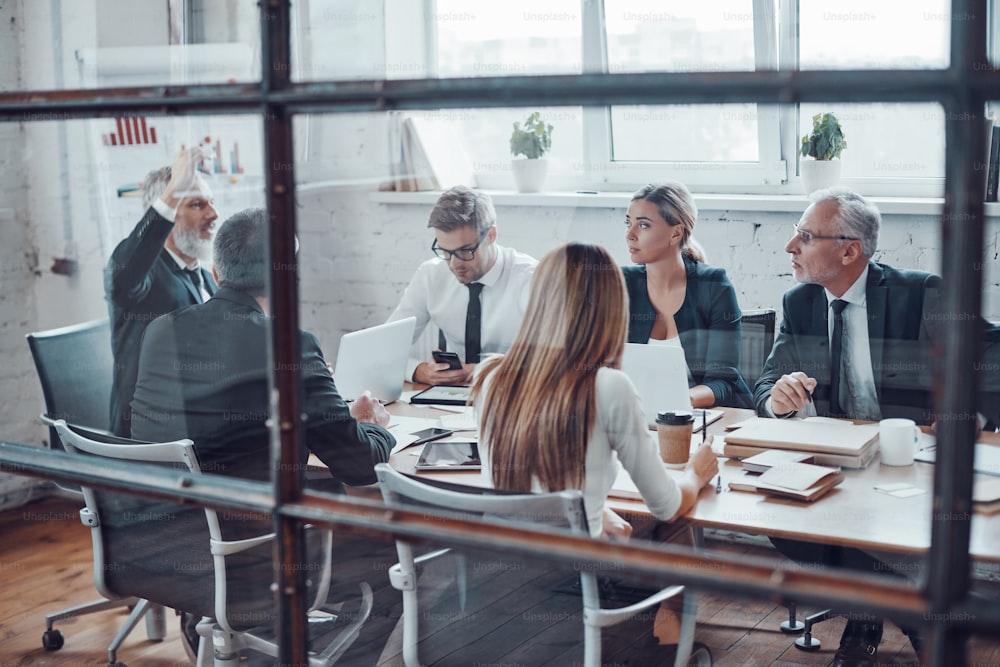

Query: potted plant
left=510, top=111, right=553, bottom=193
left=799, top=112, right=847, bottom=194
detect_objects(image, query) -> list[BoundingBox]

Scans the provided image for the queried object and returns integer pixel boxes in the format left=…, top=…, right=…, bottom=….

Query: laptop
left=332, top=317, right=416, bottom=403
left=620, top=343, right=694, bottom=429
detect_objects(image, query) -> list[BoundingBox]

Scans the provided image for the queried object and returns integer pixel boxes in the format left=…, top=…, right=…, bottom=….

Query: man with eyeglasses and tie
left=105, top=146, right=219, bottom=438
left=755, top=187, right=944, bottom=426
left=752, top=187, right=1000, bottom=667
left=387, top=185, right=537, bottom=385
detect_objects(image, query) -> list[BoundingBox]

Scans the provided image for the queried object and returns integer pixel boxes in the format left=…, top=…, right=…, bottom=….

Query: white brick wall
left=0, top=0, right=47, bottom=507
left=296, top=190, right=1000, bottom=361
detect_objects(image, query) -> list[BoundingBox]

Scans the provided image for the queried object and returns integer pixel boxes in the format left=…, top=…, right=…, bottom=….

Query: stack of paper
left=740, top=449, right=814, bottom=473
left=723, top=417, right=879, bottom=469
left=974, top=475, right=1000, bottom=514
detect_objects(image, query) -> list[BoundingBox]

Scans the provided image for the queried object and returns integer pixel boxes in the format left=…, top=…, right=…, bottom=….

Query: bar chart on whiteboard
left=76, top=44, right=263, bottom=247
left=102, top=117, right=158, bottom=146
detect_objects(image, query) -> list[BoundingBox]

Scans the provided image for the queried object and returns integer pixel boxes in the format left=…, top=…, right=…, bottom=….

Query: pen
left=701, top=409, right=707, bottom=444
left=715, top=475, right=722, bottom=494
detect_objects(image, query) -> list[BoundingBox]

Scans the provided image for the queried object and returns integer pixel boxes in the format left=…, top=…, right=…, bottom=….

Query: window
left=430, top=0, right=967, bottom=195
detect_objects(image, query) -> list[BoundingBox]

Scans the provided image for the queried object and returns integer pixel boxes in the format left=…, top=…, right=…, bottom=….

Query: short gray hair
left=213, top=208, right=268, bottom=297
left=141, top=166, right=172, bottom=209
left=428, top=185, right=496, bottom=235
left=809, top=187, right=880, bottom=258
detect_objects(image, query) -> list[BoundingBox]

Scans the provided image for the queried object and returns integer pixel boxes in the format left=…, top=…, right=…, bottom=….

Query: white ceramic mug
left=879, top=418, right=919, bottom=466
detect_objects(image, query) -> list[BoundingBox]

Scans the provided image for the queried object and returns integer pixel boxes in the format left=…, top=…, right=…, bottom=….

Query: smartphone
left=410, top=427, right=453, bottom=446
left=432, top=350, right=463, bottom=370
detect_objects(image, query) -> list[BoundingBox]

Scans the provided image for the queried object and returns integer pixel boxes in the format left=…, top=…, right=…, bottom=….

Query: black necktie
left=465, top=282, right=484, bottom=364
left=828, top=299, right=849, bottom=418
left=184, top=268, right=204, bottom=300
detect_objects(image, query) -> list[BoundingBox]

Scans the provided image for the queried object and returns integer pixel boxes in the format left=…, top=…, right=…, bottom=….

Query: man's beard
left=174, top=226, right=213, bottom=263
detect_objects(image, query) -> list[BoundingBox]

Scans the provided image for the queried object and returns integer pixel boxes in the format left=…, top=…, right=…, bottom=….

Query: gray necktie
left=828, top=299, right=848, bottom=418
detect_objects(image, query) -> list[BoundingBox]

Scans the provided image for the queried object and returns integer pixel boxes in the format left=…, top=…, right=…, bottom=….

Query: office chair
left=25, top=319, right=168, bottom=656
left=53, top=419, right=371, bottom=667
left=739, top=309, right=777, bottom=388
left=374, top=463, right=711, bottom=667
left=26, top=318, right=115, bottom=482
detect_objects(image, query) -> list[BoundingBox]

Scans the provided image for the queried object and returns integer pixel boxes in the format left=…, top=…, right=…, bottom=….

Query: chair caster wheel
left=780, top=619, right=805, bottom=633
left=795, top=635, right=822, bottom=651
left=42, top=629, right=64, bottom=651
left=690, top=642, right=713, bottom=665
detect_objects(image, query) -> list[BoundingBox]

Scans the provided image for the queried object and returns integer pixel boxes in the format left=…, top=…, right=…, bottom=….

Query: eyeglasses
left=791, top=224, right=860, bottom=244
left=431, top=231, right=488, bottom=262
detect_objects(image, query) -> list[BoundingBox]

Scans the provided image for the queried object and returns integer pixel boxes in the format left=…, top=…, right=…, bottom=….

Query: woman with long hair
left=624, top=182, right=752, bottom=408
left=470, top=242, right=717, bottom=539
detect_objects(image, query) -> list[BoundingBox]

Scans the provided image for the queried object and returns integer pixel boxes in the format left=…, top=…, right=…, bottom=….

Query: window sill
left=369, top=190, right=1000, bottom=217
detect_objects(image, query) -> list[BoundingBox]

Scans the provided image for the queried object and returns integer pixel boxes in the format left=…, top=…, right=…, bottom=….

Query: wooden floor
left=2, top=496, right=998, bottom=667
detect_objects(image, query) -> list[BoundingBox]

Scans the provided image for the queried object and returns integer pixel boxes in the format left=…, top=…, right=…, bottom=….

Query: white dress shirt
left=388, top=244, right=538, bottom=380
left=824, top=265, right=881, bottom=421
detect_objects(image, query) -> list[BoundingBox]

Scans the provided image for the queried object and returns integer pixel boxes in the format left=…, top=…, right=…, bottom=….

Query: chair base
left=43, top=596, right=166, bottom=665
left=194, top=582, right=373, bottom=667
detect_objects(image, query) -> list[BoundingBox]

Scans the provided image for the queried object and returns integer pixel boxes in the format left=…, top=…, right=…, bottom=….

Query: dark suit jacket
left=623, top=258, right=752, bottom=408
left=754, top=262, right=940, bottom=424
left=129, top=287, right=394, bottom=489
left=104, top=208, right=217, bottom=436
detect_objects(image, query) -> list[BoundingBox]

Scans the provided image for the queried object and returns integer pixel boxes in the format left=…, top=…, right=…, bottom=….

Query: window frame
left=581, top=0, right=788, bottom=191
left=430, top=0, right=988, bottom=196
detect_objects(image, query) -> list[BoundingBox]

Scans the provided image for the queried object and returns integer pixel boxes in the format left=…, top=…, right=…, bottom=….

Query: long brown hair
left=470, top=242, right=628, bottom=492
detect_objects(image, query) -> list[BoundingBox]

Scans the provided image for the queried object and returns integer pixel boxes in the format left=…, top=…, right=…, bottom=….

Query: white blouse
left=476, top=366, right=682, bottom=536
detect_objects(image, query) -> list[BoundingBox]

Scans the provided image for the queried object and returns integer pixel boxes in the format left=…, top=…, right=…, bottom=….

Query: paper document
left=388, top=416, right=446, bottom=455
left=438, top=408, right=478, bottom=431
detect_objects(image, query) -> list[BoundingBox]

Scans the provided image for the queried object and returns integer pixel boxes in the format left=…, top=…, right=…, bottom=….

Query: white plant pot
left=800, top=159, right=842, bottom=195
left=511, top=158, right=549, bottom=193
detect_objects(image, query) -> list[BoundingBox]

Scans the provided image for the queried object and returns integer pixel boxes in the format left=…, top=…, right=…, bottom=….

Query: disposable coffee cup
left=879, top=418, right=919, bottom=466
left=656, top=410, right=695, bottom=469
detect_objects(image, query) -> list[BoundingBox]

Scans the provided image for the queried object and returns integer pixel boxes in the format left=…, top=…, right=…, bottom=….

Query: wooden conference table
left=384, top=392, right=1000, bottom=562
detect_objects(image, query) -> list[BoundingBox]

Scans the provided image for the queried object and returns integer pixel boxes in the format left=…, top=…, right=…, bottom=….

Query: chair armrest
left=583, top=584, right=685, bottom=629
left=210, top=533, right=274, bottom=556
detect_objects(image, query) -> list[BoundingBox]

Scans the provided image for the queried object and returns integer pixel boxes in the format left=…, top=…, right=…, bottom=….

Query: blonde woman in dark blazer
left=623, top=182, right=752, bottom=409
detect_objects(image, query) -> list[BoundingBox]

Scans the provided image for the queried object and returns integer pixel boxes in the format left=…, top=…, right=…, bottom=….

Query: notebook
left=332, top=317, right=416, bottom=403
left=620, top=343, right=692, bottom=429
left=728, top=462, right=844, bottom=502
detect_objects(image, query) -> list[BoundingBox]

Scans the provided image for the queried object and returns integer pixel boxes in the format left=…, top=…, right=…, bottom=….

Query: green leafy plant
left=800, top=112, right=847, bottom=160
left=510, top=111, right=553, bottom=159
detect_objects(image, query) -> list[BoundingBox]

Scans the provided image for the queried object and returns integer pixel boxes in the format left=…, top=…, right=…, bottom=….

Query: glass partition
left=1, top=0, right=997, bottom=664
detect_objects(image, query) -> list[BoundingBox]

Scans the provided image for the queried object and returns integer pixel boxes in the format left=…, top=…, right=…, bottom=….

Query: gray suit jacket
left=130, top=287, right=394, bottom=489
